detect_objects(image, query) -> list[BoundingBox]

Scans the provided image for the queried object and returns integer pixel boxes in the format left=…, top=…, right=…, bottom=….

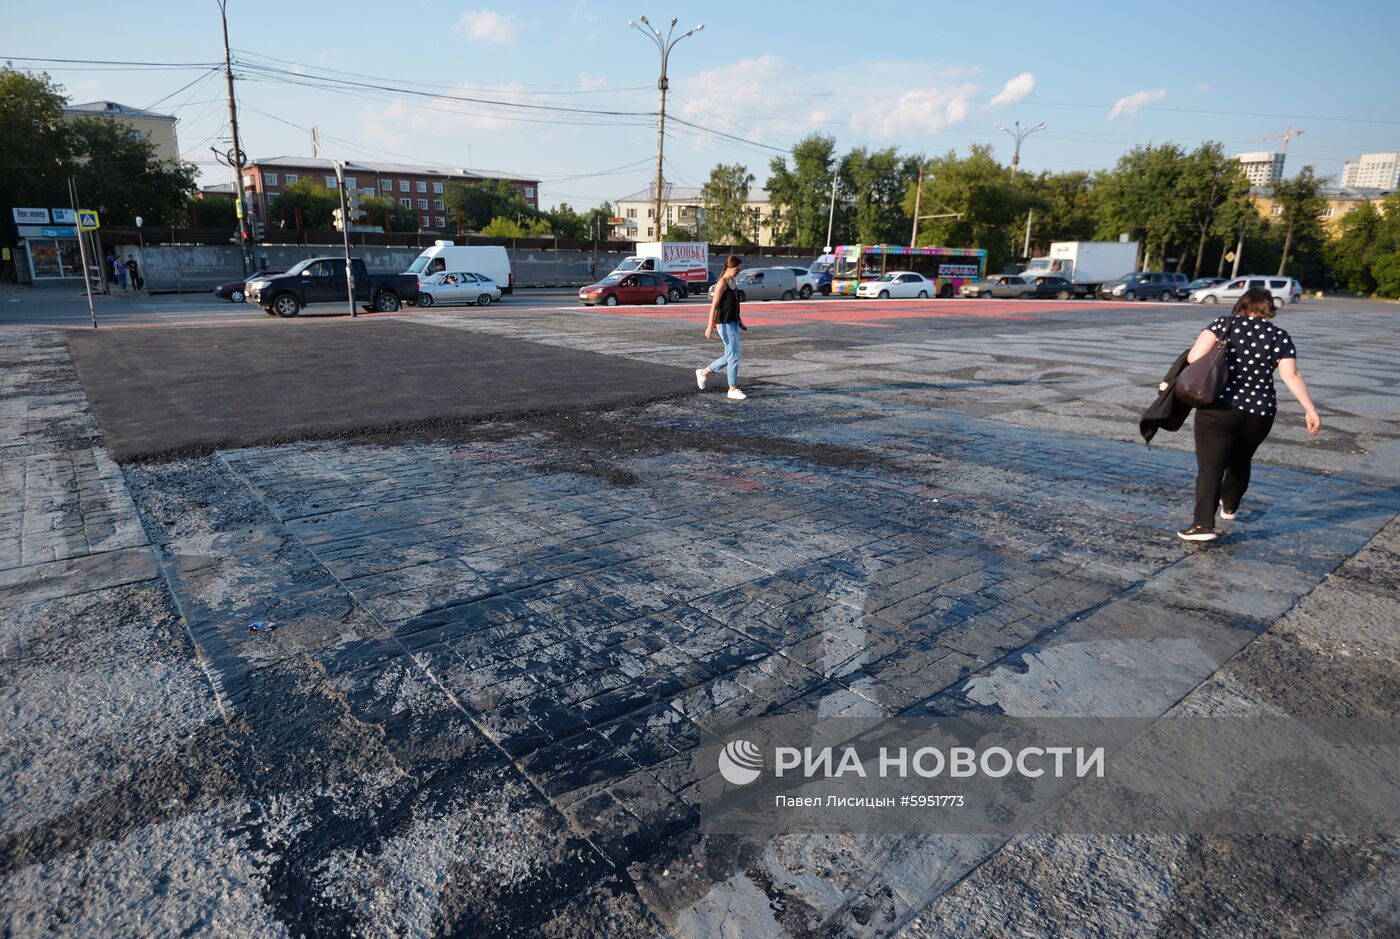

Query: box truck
left=1021, top=241, right=1139, bottom=297
left=612, top=241, right=709, bottom=293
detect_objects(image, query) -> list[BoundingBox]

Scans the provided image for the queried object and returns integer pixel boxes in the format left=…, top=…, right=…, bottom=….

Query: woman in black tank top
left=696, top=255, right=748, bottom=400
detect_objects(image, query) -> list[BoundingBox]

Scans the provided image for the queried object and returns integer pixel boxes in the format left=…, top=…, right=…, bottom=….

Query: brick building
left=241, top=157, right=539, bottom=232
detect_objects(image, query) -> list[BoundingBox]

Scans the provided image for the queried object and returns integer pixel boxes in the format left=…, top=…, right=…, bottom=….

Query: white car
left=783, top=266, right=820, bottom=299
left=856, top=271, right=935, bottom=299
left=1190, top=275, right=1301, bottom=310
left=416, top=271, right=502, bottom=307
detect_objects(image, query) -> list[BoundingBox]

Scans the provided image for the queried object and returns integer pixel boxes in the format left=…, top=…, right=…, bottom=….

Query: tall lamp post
left=993, top=120, right=1046, bottom=176
left=134, top=216, right=146, bottom=293
left=629, top=15, right=703, bottom=238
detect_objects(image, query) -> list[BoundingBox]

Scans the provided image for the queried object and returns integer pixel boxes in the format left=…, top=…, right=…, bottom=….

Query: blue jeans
left=707, top=322, right=741, bottom=387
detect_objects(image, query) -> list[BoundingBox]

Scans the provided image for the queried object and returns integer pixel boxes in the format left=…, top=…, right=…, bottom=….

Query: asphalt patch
left=67, top=320, right=695, bottom=462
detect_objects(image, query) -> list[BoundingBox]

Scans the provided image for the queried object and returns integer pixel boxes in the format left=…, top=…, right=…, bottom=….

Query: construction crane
left=1251, top=127, right=1305, bottom=153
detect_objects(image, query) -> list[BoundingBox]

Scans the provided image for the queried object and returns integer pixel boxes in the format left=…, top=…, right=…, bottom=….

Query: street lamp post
left=993, top=120, right=1046, bottom=176
left=628, top=15, right=703, bottom=239
left=134, top=216, right=146, bottom=293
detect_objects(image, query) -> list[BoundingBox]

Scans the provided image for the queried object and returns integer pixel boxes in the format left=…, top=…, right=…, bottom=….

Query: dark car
left=577, top=272, right=670, bottom=306
left=657, top=272, right=690, bottom=303
left=1182, top=277, right=1225, bottom=299
left=214, top=271, right=280, bottom=304
left=244, top=257, right=419, bottom=317
left=1026, top=275, right=1077, bottom=300
left=1098, top=271, right=1180, bottom=302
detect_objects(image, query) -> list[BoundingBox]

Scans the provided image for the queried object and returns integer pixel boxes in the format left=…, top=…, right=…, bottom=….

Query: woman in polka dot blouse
left=1177, top=287, right=1321, bottom=542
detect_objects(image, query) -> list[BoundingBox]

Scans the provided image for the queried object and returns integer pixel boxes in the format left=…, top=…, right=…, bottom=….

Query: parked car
left=407, top=243, right=513, bottom=294
left=1098, top=272, right=1181, bottom=302
left=1182, top=277, right=1226, bottom=299
left=214, top=270, right=280, bottom=304
left=658, top=272, right=690, bottom=303
left=708, top=267, right=798, bottom=302
left=1189, top=275, right=1301, bottom=309
left=415, top=271, right=503, bottom=307
left=857, top=271, right=936, bottom=299
left=784, top=266, right=820, bottom=299
left=246, top=258, right=419, bottom=317
left=1025, top=275, right=1078, bottom=300
left=578, top=272, right=669, bottom=306
left=807, top=259, right=834, bottom=295
left=960, top=275, right=1033, bottom=299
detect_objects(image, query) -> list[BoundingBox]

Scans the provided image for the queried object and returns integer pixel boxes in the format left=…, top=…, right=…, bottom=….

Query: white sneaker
left=727, top=388, right=747, bottom=400
left=1218, top=503, right=1238, bottom=521
left=695, top=369, right=708, bottom=390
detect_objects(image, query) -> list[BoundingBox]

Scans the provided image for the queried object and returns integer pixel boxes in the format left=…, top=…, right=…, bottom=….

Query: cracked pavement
left=3, top=296, right=1399, bottom=937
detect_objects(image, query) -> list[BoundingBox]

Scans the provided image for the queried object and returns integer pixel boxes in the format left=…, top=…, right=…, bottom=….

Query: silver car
left=708, top=267, right=799, bottom=302
left=960, top=275, right=1032, bottom=299
left=416, top=271, right=502, bottom=307
left=1190, top=275, right=1301, bottom=310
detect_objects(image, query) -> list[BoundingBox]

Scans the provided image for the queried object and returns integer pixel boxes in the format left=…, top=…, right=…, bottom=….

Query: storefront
left=12, top=208, right=86, bottom=282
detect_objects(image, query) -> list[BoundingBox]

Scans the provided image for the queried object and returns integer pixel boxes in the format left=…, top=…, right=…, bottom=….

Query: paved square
left=3, top=296, right=1399, bottom=937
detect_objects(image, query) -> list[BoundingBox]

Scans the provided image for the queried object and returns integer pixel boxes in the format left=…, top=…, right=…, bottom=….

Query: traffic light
left=332, top=207, right=345, bottom=231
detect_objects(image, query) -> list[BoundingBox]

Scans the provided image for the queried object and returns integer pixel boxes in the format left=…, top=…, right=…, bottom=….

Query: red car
left=578, top=272, right=670, bottom=306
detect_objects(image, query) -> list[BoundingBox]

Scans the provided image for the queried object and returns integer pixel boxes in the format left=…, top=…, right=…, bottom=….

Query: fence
left=99, top=228, right=823, bottom=293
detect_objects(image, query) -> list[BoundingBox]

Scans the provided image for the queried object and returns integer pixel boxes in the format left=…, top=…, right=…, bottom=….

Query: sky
left=5, top=0, right=1400, bottom=210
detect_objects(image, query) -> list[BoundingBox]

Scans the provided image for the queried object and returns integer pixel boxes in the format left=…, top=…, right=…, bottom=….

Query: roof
left=248, top=155, right=536, bottom=184
left=63, top=100, right=177, bottom=122
left=615, top=186, right=771, bottom=204
left=1233, top=151, right=1284, bottom=162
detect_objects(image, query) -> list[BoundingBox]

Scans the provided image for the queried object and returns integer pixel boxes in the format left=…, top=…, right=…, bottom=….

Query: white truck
left=612, top=241, right=709, bottom=293
left=1021, top=241, right=1139, bottom=297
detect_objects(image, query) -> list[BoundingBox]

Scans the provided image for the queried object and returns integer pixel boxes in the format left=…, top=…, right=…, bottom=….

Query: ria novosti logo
left=717, top=739, right=763, bottom=786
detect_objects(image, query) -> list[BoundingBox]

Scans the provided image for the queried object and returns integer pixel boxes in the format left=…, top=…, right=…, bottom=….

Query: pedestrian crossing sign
left=77, top=210, right=100, bottom=230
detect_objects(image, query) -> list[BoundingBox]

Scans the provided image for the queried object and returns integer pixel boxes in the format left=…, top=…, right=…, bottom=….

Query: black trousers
left=1193, top=405, right=1275, bottom=527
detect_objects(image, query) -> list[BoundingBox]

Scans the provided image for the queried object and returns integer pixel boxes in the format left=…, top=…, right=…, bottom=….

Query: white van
left=406, top=242, right=513, bottom=294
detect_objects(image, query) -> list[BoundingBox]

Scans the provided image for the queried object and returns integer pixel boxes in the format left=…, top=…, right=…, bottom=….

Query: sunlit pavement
left=2, top=294, right=1399, bottom=937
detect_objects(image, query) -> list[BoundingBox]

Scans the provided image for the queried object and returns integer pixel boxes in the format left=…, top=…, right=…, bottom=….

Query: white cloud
left=987, top=72, right=1035, bottom=109
left=577, top=72, right=608, bottom=91
left=850, top=83, right=978, bottom=138
left=1107, top=88, right=1166, bottom=120
left=453, top=9, right=521, bottom=44
left=1196, top=83, right=1211, bottom=94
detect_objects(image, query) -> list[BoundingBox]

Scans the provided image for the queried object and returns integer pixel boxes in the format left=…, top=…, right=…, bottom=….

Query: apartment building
left=612, top=186, right=777, bottom=246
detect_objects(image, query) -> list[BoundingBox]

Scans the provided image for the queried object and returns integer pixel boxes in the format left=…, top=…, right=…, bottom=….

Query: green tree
left=583, top=202, right=613, bottom=241
left=840, top=147, right=920, bottom=245
left=1210, top=185, right=1264, bottom=277
left=1094, top=143, right=1193, bottom=270
left=700, top=162, right=755, bottom=244
left=542, top=203, right=588, bottom=239
left=187, top=196, right=236, bottom=228
left=444, top=179, right=531, bottom=231
left=268, top=177, right=341, bottom=229
left=0, top=66, right=73, bottom=246
left=905, top=144, right=1027, bottom=273
left=767, top=133, right=838, bottom=247
left=360, top=194, right=417, bottom=232
left=1271, top=166, right=1328, bottom=277
left=1018, top=170, right=1098, bottom=252
left=1324, top=199, right=1382, bottom=293
left=65, top=118, right=198, bottom=227
left=480, top=214, right=550, bottom=238
left=1177, top=142, right=1250, bottom=277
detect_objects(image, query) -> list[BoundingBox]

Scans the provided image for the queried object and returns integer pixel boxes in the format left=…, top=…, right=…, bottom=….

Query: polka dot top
left=1207, top=315, right=1297, bottom=417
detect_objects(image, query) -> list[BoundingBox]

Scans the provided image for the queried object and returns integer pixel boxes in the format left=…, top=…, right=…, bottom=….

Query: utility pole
left=911, top=165, right=923, bottom=246
left=1023, top=209, right=1034, bottom=258
left=217, top=0, right=251, bottom=274
left=629, top=15, right=703, bottom=239
left=824, top=174, right=838, bottom=252
left=994, top=120, right=1046, bottom=176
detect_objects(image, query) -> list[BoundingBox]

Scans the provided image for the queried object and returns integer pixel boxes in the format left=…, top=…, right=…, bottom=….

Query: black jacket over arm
left=1139, top=350, right=1192, bottom=446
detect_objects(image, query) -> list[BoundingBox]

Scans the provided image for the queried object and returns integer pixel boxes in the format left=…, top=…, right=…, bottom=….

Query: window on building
left=435, top=216, right=446, bottom=228
left=400, top=197, right=411, bottom=208
left=264, top=173, right=278, bottom=187
left=434, top=199, right=445, bottom=211
left=667, top=206, right=674, bottom=220
left=524, top=186, right=535, bottom=199
left=416, top=181, right=427, bottom=192
left=647, top=226, right=653, bottom=237
left=324, top=176, right=337, bottom=189
left=422, top=215, right=431, bottom=228
left=344, top=177, right=356, bottom=189
left=285, top=173, right=298, bottom=184
left=381, top=179, right=393, bottom=191
left=399, top=180, right=409, bottom=192
left=417, top=199, right=429, bottom=210
left=1270, top=205, right=1283, bottom=216
left=432, top=181, right=444, bottom=193
left=646, top=208, right=653, bottom=218
left=1323, top=207, right=1335, bottom=217
left=626, top=208, right=637, bottom=218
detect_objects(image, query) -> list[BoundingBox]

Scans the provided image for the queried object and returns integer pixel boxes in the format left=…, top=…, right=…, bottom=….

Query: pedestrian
left=124, top=254, right=142, bottom=290
left=696, top=255, right=747, bottom=400
left=1177, top=287, right=1320, bottom=542
left=112, top=255, right=128, bottom=291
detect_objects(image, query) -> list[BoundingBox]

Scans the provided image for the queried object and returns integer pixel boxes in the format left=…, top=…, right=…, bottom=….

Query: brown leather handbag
left=1174, top=317, right=1234, bottom=407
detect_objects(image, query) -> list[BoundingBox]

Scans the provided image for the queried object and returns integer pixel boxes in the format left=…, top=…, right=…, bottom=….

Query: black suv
left=1098, top=272, right=1185, bottom=302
